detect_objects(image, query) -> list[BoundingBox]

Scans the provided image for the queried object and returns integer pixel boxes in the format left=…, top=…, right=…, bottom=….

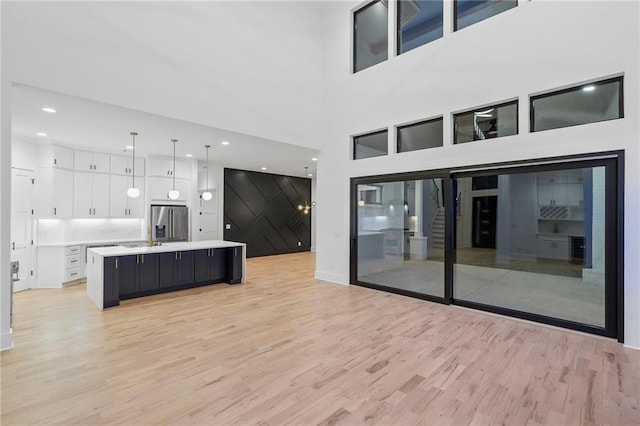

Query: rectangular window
left=354, top=0, right=389, bottom=73
left=454, top=100, right=518, bottom=144
left=397, top=0, right=443, bottom=55
left=397, top=118, right=443, bottom=153
left=531, top=77, right=624, bottom=132
left=354, top=130, right=388, bottom=160
left=454, top=0, right=517, bottom=31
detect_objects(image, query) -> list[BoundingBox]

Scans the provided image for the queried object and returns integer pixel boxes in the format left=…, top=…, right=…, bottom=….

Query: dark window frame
left=453, top=99, right=519, bottom=144
left=353, top=129, right=389, bottom=160
left=397, top=116, right=444, bottom=153
left=396, top=0, right=444, bottom=55
left=453, top=0, right=518, bottom=32
left=349, top=151, right=624, bottom=342
left=353, top=0, right=388, bottom=74
left=530, top=76, right=624, bottom=133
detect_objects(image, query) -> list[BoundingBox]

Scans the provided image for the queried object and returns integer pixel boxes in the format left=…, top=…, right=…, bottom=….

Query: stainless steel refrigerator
left=150, top=205, right=189, bottom=242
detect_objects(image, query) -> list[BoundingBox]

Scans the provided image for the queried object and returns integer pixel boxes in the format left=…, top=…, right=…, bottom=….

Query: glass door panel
left=453, top=166, right=606, bottom=328
left=356, top=178, right=445, bottom=299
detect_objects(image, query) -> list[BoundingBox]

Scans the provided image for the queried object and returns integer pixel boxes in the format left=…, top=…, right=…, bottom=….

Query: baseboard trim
left=624, top=343, right=640, bottom=351
left=1, top=330, right=14, bottom=352
left=315, top=271, right=348, bottom=285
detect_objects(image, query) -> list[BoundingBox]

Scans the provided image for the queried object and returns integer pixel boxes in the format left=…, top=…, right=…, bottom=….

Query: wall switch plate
left=226, top=224, right=231, bottom=230
left=297, top=241, right=302, bottom=246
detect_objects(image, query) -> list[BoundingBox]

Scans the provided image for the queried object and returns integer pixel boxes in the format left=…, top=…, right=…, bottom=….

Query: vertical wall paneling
left=224, top=168, right=311, bottom=257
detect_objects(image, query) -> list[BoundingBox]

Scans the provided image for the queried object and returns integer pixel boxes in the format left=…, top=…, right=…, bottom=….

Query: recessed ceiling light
left=261, top=167, right=267, bottom=171
left=582, top=85, right=596, bottom=92
left=42, top=107, right=56, bottom=113
left=126, top=145, right=134, bottom=149
left=311, top=157, right=317, bottom=161
left=37, top=132, right=47, bottom=137
left=221, top=141, right=230, bottom=146
left=186, top=154, right=193, bottom=157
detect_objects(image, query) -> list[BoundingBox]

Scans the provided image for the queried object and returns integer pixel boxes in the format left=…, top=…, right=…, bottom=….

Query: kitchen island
left=86, top=240, right=246, bottom=309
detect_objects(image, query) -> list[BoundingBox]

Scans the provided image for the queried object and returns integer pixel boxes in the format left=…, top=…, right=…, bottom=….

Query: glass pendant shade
left=168, top=189, right=180, bottom=200
left=202, top=191, right=213, bottom=201
left=127, top=187, right=140, bottom=198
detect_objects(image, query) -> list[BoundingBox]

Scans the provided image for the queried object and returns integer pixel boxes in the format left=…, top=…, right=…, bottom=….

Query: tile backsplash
left=37, top=218, right=144, bottom=244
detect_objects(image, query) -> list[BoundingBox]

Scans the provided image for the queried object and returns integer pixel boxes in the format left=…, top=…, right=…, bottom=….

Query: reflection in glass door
left=354, top=178, right=445, bottom=299
left=453, top=165, right=612, bottom=331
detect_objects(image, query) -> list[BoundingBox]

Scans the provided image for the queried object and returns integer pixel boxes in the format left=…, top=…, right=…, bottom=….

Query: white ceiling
left=12, top=83, right=319, bottom=176
left=4, top=1, right=325, bottom=176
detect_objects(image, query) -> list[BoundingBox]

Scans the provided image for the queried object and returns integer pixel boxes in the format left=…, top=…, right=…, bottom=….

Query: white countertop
left=88, top=240, right=244, bottom=257
left=37, top=239, right=145, bottom=247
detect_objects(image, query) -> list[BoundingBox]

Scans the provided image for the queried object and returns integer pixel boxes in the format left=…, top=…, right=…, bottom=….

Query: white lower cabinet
left=536, top=235, right=569, bottom=260
left=109, top=175, right=145, bottom=217
left=74, top=172, right=110, bottom=217
left=37, top=245, right=85, bottom=287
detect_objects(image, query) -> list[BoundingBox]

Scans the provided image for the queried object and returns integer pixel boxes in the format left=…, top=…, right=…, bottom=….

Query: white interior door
left=11, top=169, right=34, bottom=291
left=199, top=189, right=218, bottom=241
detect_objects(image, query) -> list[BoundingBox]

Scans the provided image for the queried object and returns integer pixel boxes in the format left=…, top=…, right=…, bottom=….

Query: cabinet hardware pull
left=175, top=252, right=178, bottom=260
left=137, top=255, right=139, bottom=264
left=115, top=258, right=118, bottom=269
left=125, top=208, right=127, bottom=215
left=89, top=208, right=92, bottom=215
left=179, top=251, right=182, bottom=260
left=12, top=242, right=15, bottom=250
left=53, top=207, right=57, bottom=215
left=141, top=255, right=144, bottom=264
left=71, top=260, right=77, bottom=263
left=53, top=159, right=57, bottom=165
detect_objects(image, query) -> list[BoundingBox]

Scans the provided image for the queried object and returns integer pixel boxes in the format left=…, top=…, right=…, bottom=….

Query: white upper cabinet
left=73, top=172, right=110, bottom=217
left=110, top=154, right=145, bottom=177
left=109, top=175, right=145, bottom=218
left=36, top=168, right=74, bottom=217
left=38, top=144, right=74, bottom=169
left=149, top=177, right=190, bottom=202
left=74, top=150, right=110, bottom=173
left=148, top=157, right=191, bottom=179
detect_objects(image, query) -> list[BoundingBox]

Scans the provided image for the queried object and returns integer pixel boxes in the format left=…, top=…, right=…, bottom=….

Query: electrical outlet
left=297, top=241, right=302, bottom=246
left=225, top=224, right=231, bottom=230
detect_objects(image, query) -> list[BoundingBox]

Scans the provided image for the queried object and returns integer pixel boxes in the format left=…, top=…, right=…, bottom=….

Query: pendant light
left=167, top=139, right=180, bottom=200
left=297, top=167, right=311, bottom=214
left=126, top=131, right=140, bottom=198
left=202, top=144, right=213, bottom=201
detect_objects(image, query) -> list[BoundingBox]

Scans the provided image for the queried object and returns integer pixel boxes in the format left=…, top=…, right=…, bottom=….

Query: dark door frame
left=349, top=151, right=624, bottom=342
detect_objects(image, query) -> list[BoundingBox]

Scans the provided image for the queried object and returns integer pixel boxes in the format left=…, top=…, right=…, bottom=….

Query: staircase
left=431, top=208, right=445, bottom=249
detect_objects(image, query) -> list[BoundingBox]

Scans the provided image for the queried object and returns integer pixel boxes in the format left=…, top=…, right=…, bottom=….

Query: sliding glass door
left=352, top=176, right=447, bottom=301
left=351, top=155, right=621, bottom=340
left=452, top=161, right=617, bottom=334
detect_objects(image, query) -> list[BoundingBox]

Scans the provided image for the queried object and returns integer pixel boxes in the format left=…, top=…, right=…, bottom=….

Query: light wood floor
left=2, top=252, right=639, bottom=425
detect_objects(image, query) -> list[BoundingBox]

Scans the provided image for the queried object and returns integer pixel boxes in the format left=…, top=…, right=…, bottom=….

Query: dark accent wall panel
left=224, top=168, right=311, bottom=258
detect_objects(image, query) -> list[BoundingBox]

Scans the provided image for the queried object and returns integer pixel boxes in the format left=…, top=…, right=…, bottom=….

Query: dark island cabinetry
left=227, top=246, right=242, bottom=284
left=102, top=246, right=243, bottom=305
left=194, top=248, right=227, bottom=283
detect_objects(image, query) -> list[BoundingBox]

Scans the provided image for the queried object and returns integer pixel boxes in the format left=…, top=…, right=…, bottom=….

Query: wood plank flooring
left=2, top=252, right=639, bottom=425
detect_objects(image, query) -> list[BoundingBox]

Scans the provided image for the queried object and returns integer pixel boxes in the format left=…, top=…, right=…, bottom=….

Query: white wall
left=11, top=135, right=38, bottom=171
left=316, top=1, right=640, bottom=347
left=2, top=1, right=324, bottom=150
left=1, top=1, right=14, bottom=350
